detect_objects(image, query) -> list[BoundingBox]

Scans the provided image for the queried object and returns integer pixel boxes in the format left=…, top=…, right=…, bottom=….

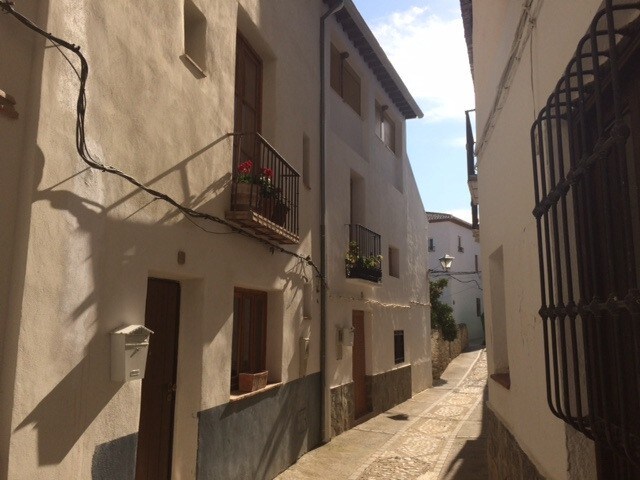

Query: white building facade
left=323, top=0, right=432, bottom=436
left=464, top=0, right=640, bottom=478
left=426, top=212, right=483, bottom=343
left=0, top=0, right=431, bottom=478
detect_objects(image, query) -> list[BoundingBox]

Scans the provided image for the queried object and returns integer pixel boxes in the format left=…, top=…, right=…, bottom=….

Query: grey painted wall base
left=368, top=364, right=412, bottom=414
left=487, top=407, right=544, bottom=480
left=197, top=373, right=321, bottom=480
left=330, top=382, right=354, bottom=436
left=91, top=433, right=137, bottom=480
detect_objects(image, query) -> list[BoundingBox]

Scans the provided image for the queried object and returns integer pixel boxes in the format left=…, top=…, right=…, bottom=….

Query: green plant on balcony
left=345, top=241, right=382, bottom=278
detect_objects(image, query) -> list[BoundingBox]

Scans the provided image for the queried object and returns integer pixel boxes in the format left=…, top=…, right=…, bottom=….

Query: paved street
left=277, top=348, right=488, bottom=480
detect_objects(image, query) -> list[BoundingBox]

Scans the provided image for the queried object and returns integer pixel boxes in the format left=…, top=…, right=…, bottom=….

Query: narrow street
left=277, top=348, right=488, bottom=480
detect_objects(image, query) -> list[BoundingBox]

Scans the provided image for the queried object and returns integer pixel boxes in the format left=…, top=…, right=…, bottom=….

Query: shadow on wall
left=6, top=130, right=262, bottom=471
left=198, top=374, right=321, bottom=479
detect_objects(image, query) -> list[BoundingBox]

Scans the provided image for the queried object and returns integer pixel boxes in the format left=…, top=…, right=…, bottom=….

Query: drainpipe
left=320, top=0, right=344, bottom=443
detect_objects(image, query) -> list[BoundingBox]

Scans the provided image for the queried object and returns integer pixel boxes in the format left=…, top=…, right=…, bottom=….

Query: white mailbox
left=342, top=327, right=355, bottom=346
left=111, top=325, right=153, bottom=382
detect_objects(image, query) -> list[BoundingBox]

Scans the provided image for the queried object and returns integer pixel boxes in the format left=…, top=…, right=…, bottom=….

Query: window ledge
left=229, top=382, right=282, bottom=402
left=180, top=53, right=207, bottom=78
left=374, top=134, right=397, bottom=156
left=490, top=372, right=511, bottom=390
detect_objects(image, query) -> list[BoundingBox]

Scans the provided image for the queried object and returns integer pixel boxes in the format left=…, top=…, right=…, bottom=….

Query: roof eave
left=326, top=0, right=424, bottom=120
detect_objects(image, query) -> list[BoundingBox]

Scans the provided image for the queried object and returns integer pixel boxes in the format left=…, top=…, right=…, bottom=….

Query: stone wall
left=331, top=365, right=412, bottom=437
left=368, top=364, right=412, bottom=414
left=330, top=382, right=354, bottom=437
left=431, top=324, right=469, bottom=379
left=486, top=407, right=545, bottom=480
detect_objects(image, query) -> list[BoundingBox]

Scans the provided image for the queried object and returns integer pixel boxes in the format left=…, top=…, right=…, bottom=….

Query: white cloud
left=446, top=136, right=467, bottom=148
left=445, top=208, right=472, bottom=223
left=371, top=6, right=474, bottom=122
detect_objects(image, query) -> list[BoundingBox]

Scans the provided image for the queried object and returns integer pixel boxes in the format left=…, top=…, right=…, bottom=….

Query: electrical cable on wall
left=0, top=1, right=325, bottom=284
left=328, top=292, right=429, bottom=310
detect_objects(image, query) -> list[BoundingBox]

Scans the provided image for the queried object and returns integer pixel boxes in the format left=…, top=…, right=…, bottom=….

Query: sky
left=352, top=0, right=475, bottom=222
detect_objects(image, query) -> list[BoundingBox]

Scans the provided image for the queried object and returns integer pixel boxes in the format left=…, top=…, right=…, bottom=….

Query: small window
left=394, top=330, right=405, bottom=364
left=475, top=254, right=479, bottom=272
left=330, top=44, right=361, bottom=115
left=231, top=288, right=267, bottom=391
left=184, top=0, right=207, bottom=74
left=389, top=246, right=400, bottom=278
left=458, top=235, right=464, bottom=253
left=428, top=238, right=435, bottom=252
left=375, top=102, right=396, bottom=152
left=476, top=297, right=482, bottom=317
left=303, top=134, right=311, bottom=189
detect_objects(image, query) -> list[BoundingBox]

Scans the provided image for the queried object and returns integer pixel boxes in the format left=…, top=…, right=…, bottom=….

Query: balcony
left=225, top=133, right=300, bottom=244
left=465, top=109, right=479, bottom=205
left=345, top=224, right=382, bottom=283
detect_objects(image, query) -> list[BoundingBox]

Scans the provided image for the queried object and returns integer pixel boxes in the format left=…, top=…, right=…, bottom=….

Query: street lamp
left=439, top=254, right=454, bottom=272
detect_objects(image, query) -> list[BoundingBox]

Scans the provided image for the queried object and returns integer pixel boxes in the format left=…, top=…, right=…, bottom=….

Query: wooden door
left=135, top=279, right=181, bottom=480
left=234, top=34, right=262, bottom=163
left=352, top=310, right=368, bottom=419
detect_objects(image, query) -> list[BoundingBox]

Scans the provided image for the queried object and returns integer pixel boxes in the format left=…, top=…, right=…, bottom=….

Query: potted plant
left=345, top=241, right=383, bottom=282
left=238, top=370, right=268, bottom=392
left=256, top=167, right=278, bottom=219
left=271, top=197, right=290, bottom=227
left=234, top=160, right=258, bottom=210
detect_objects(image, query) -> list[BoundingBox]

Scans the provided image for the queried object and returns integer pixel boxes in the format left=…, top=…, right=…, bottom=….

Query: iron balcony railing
left=231, top=132, right=299, bottom=238
left=465, top=109, right=477, bottom=180
left=471, top=202, right=479, bottom=230
left=345, top=224, right=382, bottom=283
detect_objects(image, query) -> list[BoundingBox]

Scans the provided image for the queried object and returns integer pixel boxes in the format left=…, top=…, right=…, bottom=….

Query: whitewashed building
left=0, top=0, right=431, bottom=478
left=322, top=0, right=432, bottom=436
left=426, top=212, right=483, bottom=343
left=464, top=0, right=640, bottom=478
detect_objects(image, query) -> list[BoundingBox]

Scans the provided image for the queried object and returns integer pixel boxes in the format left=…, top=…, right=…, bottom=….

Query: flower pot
left=234, top=183, right=258, bottom=211
left=271, top=201, right=290, bottom=226
left=260, top=196, right=276, bottom=220
left=238, top=371, right=268, bottom=392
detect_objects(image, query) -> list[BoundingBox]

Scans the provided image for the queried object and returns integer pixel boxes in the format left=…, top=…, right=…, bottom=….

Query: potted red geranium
left=234, top=160, right=258, bottom=210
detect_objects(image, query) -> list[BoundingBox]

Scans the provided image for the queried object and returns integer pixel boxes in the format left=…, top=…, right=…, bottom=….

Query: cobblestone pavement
left=277, top=348, right=488, bottom=480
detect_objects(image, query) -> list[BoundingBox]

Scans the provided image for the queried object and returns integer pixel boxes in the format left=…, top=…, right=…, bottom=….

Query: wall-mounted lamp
left=439, top=254, right=455, bottom=272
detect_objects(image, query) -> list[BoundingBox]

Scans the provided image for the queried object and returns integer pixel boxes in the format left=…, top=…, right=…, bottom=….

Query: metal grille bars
left=531, top=0, right=640, bottom=469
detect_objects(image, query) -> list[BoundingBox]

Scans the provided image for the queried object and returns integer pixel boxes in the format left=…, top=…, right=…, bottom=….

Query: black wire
left=1, top=1, right=325, bottom=284
left=430, top=271, right=483, bottom=290
left=182, top=213, right=235, bottom=235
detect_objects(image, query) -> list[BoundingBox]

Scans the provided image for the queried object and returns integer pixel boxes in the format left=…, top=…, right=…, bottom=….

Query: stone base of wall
left=368, top=364, right=412, bottom=414
left=197, top=373, right=321, bottom=480
left=330, top=382, right=354, bottom=437
left=431, top=324, right=469, bottom=379
left=487, top=407, right=545, bottom=480
left=331, top=365, right=412, bottom=437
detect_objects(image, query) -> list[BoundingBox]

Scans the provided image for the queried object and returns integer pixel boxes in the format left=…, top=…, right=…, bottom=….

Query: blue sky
left=352, top=0, right=475, bottom=221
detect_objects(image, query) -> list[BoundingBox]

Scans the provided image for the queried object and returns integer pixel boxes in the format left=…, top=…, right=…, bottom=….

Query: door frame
left=135, top=278, right=182, bottom=480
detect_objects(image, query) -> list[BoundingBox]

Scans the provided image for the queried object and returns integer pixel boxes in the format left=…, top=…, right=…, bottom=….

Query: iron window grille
left=394, top=330, right=405, bottom=364
left=531, top=0, right=640, bottom=472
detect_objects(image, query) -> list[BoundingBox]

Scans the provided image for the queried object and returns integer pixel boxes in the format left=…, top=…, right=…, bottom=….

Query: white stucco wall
left=427, top=218, right=483, bottom=342
left=1, top=1, right=326, bottom=478
left=325, top=13, right=432, bottom=412
left=473, top=1, right=602, bottom=479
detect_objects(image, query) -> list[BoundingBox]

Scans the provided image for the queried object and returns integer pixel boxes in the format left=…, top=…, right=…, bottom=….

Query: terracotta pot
left=260, top=196, right=276, bottom=220
left=271, top=201, right=290, bottom=226
left=238, top=371, right=268, bottom=392
left=234, top=183, right=258, bottom=210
